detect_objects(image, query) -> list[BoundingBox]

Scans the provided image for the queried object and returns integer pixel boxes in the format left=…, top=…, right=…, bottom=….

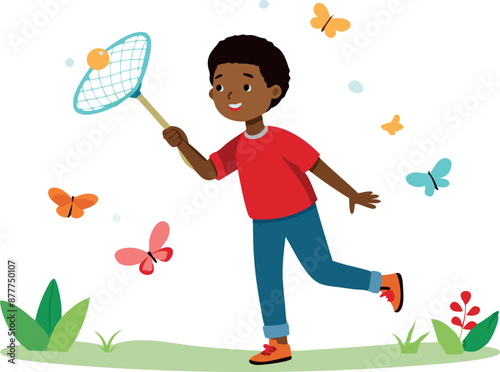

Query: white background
left=1, top=0, right=500, bottom=371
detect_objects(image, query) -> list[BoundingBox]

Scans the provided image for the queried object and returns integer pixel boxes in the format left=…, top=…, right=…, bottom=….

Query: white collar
left=244, top=126, right=268, bottom=139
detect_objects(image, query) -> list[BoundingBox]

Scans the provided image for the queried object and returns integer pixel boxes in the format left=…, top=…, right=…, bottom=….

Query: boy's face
left=209, top=63, right=282, bottom=122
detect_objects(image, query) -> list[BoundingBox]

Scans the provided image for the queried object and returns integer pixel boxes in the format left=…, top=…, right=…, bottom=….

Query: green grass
left=393, top=322, right=429, bottom=354
left=1, top=341, right=498, bottom=371
left=95, top=330, right=122, bottom=352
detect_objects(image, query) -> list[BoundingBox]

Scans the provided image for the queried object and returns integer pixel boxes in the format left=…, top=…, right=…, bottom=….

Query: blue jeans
left=253, top=203, right=382, bottom=339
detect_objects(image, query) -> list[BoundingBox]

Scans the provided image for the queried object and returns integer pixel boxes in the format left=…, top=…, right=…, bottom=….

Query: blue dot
left=259, top=0, right=269, bottom=9
left=348, top=80, right=363, bottom=93
left=112, top=214, right=121, bottom=223
left=65, top=58, right=74, bottom=67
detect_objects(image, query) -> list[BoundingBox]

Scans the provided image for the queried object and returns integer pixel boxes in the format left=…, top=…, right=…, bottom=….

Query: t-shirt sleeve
left=279, top=129, right=320, bottom=172
left=209, top=134, right=241, bottom=180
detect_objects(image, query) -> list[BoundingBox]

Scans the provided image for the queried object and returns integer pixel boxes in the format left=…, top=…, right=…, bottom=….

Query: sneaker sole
left=249, top=356, right=292, bottom=365
left=395, top=273, right=403, bottom=313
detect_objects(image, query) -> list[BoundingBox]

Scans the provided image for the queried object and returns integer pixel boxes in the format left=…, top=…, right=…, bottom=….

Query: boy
left=163, top=35, right=403, bottom=365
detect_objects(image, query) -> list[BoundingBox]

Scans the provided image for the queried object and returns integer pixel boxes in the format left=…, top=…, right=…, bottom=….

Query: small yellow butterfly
left=381, top=115, right=404, bottom=135
left=311, top=3, right=351, bottom=38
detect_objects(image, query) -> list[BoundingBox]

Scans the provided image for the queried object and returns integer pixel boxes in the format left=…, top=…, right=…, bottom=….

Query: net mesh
left=74, top=33, right=150, bottom=114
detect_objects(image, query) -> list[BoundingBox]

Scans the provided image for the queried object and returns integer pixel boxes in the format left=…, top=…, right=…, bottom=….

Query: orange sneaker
left=249, top=339, right=292, bottom=365
left=380, top=273, right=403, bottom=312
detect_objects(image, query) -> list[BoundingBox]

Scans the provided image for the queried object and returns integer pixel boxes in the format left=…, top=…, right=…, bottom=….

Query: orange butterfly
left=381, top=115, right=404, bottom=135
left=48, top=188, right=98, bottom=218
left=311, top=3, right=351, bottom=38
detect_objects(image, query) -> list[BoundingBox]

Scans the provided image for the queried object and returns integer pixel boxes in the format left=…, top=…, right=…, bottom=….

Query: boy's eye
left=216, top=84, right=224, bottom=92
left=243, top=84, right=252, bottom=92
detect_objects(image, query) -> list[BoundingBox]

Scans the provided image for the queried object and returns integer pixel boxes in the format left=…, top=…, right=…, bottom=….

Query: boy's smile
left=209, top=63, right=282, bottom=123
left=229, top=102, right=242, bottom=111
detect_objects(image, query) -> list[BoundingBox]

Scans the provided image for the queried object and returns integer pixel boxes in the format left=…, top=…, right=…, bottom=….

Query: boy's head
left=208, top=35, right=290, bottom=122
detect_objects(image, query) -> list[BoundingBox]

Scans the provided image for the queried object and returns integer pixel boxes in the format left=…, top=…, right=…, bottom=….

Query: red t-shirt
left=209, top=126, right=319, bottom=219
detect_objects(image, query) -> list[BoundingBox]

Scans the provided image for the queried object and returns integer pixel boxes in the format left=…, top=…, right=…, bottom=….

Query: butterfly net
left=73, top=32, right=151, bottom=115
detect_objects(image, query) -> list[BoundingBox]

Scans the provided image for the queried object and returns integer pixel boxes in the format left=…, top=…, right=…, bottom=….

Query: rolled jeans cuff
left=368, top=271, right=382, bottom=293
left=263, top=323, right=289, bottom=339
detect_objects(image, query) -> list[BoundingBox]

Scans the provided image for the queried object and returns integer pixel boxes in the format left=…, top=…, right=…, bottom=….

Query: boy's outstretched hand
left=349, top=191, right=380, bottom=214
left=310, top=158, right=381, bottom=214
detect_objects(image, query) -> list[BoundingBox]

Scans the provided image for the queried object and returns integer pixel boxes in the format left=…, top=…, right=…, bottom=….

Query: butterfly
left=406, top=158, right=452, bottom=197
left=311, top=3, right=351, bottom=38
left=115, top=221, right=173, bottom=275
left=381, top=115, right=404, bottom=135
left=48, top=188, right=98, bottom=218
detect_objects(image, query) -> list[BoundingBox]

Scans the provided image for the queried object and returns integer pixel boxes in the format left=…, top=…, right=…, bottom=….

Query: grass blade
left=107, top=330, right=122, bottom=348
left=393, top=334, right=404, bottom=349
left=95, top=331, right=106, bottom=348
left=412, top=332, right=430, bottom=348
left=405, top=322, right=416, bottom=345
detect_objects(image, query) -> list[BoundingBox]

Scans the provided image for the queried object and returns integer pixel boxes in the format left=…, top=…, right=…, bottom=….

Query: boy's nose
left=227, top=91, right=233, bottom=99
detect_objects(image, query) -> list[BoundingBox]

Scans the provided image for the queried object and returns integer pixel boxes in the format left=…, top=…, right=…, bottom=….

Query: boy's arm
left=309, top=158, right=380, bottom=214
left=163, top=127, right=217, bottom=180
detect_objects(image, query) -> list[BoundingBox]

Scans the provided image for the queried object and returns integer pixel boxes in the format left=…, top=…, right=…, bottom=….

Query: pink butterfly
left=115, top=221, right=173, bottom=275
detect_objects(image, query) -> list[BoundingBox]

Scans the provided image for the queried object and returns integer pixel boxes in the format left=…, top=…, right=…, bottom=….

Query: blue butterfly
left=406, top=158, right=452, bottom=196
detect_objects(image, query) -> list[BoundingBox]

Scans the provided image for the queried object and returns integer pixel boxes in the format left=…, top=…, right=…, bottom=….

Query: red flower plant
left=450, top=291, right=480, bottom=339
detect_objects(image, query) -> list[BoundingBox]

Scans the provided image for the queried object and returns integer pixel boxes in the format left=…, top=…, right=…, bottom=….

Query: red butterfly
left=115, top=221, right=173, bottom=275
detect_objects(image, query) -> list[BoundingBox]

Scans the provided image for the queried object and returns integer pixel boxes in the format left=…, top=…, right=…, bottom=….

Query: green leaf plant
left=1, top=279, right=89, bottom=352
left=432, top=291, right=498, bottom=354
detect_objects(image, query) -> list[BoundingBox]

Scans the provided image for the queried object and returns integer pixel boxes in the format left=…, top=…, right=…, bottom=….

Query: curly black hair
left=208, top=35, right=290, bottom=110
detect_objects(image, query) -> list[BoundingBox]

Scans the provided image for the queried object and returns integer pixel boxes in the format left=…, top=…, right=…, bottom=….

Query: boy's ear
left=209, top=88, right=214, bottom=100
left=270, top=85, right=282, bottom=99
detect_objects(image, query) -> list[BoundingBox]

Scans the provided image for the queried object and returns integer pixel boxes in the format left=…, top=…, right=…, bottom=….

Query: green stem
left=459, top=304, right=467, bottom=340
